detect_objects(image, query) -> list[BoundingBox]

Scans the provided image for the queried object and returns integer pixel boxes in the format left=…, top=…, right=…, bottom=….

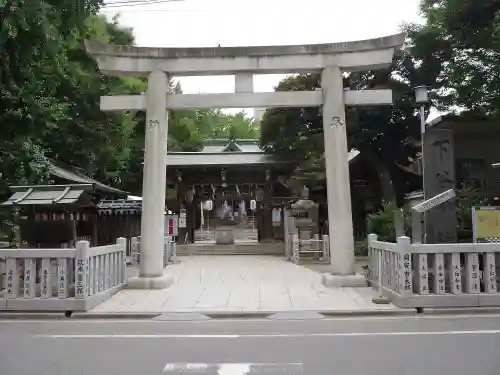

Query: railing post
left=465, top=252, right=480, bottom=294
left=5, top=258, right=18, bottom=299
left=136, top=237, right=141, bottom=264
left=117, top=237, right=127, bottom=284
left=449, top=252, right=462, bottom=295
left=292, top=234, right=299, bottom=264
left=483, top=251, right=497, bottom=293
left=131, top=237, right=138, bottom=265
left=416, top=253, right=429, bottom=295
left=367, top=234, right=378, bottom=284
left=397, top=236, right=413, bottom=296
left=75, top=240, right=90, bottom=298
left=171, top=241, right=177, bottom=263
left=167, top=236, right=173, bottom=263
left=322, top=235, right=330, bottom=261
left=57, top=258, right=68, bottom=298
left=434, top=253, right=446, bottom=295
left=313, top=234, right=320, bottom=260
left=163, top=236, right=170, bottom=268
left=23, top=259, right=35, bottom=299
left=40, top=258, right=52, bottom=298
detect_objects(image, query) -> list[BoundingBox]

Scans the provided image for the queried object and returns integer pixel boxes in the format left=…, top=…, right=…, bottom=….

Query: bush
left=367, top=185, right=487, bottom=244
left=456, top=184, right=487, bottom=242
left=367, top=201, right=409, bottom=242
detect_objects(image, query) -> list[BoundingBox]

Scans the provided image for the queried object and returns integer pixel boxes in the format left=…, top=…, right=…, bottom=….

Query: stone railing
left=0, top=238, right=126, bottom=311
left=130, top=235, right=176, bottom=267
left=290, top=234, right=330, bottom=264
left=163, top=235, right=176, bottom=267
left=130, top=236, right=140, bottom=264
left=368, top=233, right=500, bottom=308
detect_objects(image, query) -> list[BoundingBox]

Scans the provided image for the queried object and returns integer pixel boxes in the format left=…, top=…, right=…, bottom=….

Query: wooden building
left=166, top=139, right=296, bottom=243
left=0, top=161, right=139, bottom=248
left=164, top=139, right=389, bottom=243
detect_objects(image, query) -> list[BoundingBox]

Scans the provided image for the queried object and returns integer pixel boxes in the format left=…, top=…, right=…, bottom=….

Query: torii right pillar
left=321, top=65, right=367, bottom=287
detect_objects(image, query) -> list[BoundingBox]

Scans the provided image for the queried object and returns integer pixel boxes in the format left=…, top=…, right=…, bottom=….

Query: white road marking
left=38, top=329, right=500, bottom=339
left=162, top=363, right=303, bottom=374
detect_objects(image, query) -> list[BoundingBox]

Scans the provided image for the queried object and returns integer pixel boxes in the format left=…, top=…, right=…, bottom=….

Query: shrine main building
left=165, top=138, right=296, bottom=244
left=164, top=138, right=374, bottom=245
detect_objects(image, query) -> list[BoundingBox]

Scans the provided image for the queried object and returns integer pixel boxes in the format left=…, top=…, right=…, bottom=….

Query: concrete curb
left=0, top=309, right=417, bottom=320
left=421, top=307, right=500, bottom=315
left=320, top=309, right=417, bottom=317
left=71, top=312, right=161, bottom=319
left=0, top=312, right=69, bottom=320
left=7, top=307, right=500, bottom=320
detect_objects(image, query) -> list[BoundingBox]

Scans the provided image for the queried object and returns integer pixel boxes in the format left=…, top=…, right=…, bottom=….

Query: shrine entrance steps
left=176, top=241, right=284, bottom=256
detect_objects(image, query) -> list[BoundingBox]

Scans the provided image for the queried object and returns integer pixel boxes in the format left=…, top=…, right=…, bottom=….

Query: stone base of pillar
left=321, top=273, right=367, bottom=288
left=126, top=275, right=174, bottom=290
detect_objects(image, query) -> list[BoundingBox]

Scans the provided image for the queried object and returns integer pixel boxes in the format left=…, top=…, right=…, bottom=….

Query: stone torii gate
left=86, top=33, right=404, bottom=288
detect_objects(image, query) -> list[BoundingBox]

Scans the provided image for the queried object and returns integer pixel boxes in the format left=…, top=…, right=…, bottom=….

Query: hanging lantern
left=250, top=199, right=257, bottom=211
left=203, top=200, right=213, bottom=211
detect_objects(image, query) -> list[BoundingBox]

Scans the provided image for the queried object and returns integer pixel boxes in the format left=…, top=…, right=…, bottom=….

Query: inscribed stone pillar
left=127, top=70, right=172, bottom=289
left=320, top=66, right=356, bottom=277
left=423, top=129, right=457, bottom=243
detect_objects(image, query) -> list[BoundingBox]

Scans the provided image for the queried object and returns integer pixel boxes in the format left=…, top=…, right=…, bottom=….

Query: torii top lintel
left=84, top=33, right=405, bottom=77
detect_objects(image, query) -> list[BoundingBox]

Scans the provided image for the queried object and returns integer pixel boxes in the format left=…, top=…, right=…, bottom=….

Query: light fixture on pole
left=414, top=85, right=429, bottom=245
left=415, top=85, right=429, bottom=198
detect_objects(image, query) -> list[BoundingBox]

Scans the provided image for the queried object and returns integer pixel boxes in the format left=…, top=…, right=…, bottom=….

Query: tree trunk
left=364, top=151, right=405, bottom=237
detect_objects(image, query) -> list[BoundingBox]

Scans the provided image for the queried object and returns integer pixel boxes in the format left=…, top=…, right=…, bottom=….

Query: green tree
left=0, top=0, right=104, bottom=194
left=260, top=66, right=422, bottom=204
left=410, top=0, right=500, bottom=115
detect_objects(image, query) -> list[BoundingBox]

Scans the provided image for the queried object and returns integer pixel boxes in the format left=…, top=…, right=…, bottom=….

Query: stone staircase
left=176, top=241, right=285, bottom=256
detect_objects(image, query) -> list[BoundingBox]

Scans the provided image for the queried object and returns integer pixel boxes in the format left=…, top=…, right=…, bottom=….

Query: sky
left=101, top=0, right=424, bottom=116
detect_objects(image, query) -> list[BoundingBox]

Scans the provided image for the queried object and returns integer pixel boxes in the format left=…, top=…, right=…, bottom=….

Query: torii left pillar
left=127, top=70, right=173, bottom=289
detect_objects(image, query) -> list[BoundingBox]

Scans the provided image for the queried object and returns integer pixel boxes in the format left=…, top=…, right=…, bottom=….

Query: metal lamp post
left=413, top=86, right=429, bottom=244
left=415, top=85, right=429, bottom=198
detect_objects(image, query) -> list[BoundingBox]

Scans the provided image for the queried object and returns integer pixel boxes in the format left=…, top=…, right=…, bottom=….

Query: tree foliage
left=0, top=0, right=257, bottom=238
left=260, top=0, right=500, bottom=203
left=260, top=64, right=422, bottom=203
left=412, top=0, right=500, bottom=115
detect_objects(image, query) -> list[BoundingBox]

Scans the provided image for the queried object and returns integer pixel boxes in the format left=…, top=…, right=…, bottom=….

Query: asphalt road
left=1, top=314, right=500, bottom=374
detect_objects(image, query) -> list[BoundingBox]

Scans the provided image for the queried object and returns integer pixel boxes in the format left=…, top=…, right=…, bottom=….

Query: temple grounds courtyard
left=91, top=255, right=401, bottom=314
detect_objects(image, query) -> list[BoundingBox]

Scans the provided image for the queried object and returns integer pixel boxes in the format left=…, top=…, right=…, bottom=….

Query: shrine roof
left=167, top=152, right=290, bottom=167
left=198, top=139, right=261, bottom=153
left=167, top=148, right=361, bottom=168
left=48, top=160, right=128, bottom=197
left=0, top=184, right=94, bottom=207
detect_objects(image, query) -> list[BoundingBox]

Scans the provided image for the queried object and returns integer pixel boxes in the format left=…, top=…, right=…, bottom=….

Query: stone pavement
left=92, top=255, right=399, bottom=313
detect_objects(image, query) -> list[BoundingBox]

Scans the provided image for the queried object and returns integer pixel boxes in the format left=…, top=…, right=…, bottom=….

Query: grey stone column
left=320, top=65, right=366, bottom=287
left=423, top=128, right=457, bottom=243
left=127, top=70, right=173, bottom=289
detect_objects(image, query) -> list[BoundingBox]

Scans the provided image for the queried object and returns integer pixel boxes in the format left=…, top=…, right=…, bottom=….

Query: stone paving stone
left=91, top=255, right=401, bottom=314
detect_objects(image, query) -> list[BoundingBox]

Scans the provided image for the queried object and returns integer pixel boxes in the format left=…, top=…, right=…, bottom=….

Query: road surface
left=1, top=314, right=500, bottom=374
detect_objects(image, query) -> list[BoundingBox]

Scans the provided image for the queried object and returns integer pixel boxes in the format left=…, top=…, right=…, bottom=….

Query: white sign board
left=179, top=209, right=187, bottom=228
left=412, top=189, right=455, bottom=213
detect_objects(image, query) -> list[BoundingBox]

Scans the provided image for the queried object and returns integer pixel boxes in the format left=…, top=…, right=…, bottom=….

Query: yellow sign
left=475, top=208, right=500, bottom=240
